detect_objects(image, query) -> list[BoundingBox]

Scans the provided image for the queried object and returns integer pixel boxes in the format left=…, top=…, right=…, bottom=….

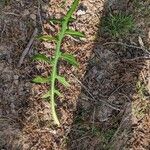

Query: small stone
left=30, top=14, right=36, bottom=21
left=76, top=10, right=86, bottom=16
left=14, top=75, right=19, bottom=80
left=14, top=75, right=19, bottom=85
left=76, top=3, right=87, bottom=16
left=10, top=103, right=16, bottom=114
left=23, top=9, right=30, bottom=16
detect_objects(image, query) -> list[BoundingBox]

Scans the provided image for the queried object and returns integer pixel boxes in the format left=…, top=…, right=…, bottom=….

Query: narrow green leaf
left=69, top=17, right=76, bottom=22
left=64, top=0, right=79, bottom=21
left=42, top=91, right=51, bottom=98
left=32, top=76, right=49, bottom=84
left=42, top=89, right=62, bottom=98
left=65, top=29, right=85, bottom=37
left=61, top=53, right=79, bottom=67
left=33, top=53, right=54, bottom=65
left=37, top=35, right=57, bottom=42
left=49, top=18, right=63, bottom=24
left=56, top=76, right=70, bottom=87
left=33, top=53, right=50, bottom=63
left=54, top=89, right=63, bottom=97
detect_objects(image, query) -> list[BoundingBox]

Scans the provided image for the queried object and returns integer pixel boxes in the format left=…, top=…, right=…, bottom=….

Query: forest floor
left=0, top=0, right=150, bottom=150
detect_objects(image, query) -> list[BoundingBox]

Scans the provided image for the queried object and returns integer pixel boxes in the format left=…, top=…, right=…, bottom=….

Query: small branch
left=2, top=11, right=20, bottom=17
left=37, top=0, right=44, bottom=32
left=103, top=42, right=150, bottom=54
left=18, top=28, right=38, bottom=67
left=122, top=56, right=150, bottom=62
left=92, top=107, right=96, bottom=133
left=108, top=84, right=124, bottom=100
left=0, top=23, right=6, bottom=43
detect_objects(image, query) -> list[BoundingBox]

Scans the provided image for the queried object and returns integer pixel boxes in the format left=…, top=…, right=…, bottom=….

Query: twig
left=18, top=28, right=38, bottom=67
left=2, top=11, right=20, bottom=16
left=72, top=133, right=90, bottom=143
left=103, top=41, right=150, bottom=54
left=119, top=93, right=131, bottom=102
left=92, top=106, right=96, bottom=133
left=122, top=56, right=150, bottom=62
left=0, top=23, right=6, bottom=43
left=37, top=0, right=44, bottom=32
left=71, top=74, right=121, bottom=111
left=108, top=84, right=124, bottom=100
left=109, top=103, right=132, bottom=145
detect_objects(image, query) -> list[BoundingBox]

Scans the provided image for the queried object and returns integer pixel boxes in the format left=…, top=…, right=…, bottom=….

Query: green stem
left=50, top=0, right=79, bottom=125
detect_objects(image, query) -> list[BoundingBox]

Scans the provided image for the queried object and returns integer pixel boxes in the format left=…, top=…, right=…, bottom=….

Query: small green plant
left=102, top=12, right=134, bottom=38
left=136, top=81, right=147, bottom=100
left=32, top=0, right=84, bottom=126
left=92, top=127, right=116, bottom=142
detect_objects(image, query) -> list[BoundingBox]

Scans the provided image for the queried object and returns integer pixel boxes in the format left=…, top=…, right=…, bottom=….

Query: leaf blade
left=37, top=35, right=57, bottom=42
left=54, top=89, right=63, bottom=97
left=42, top=89, right=62, bottom=98
left=56, top=76, right=70, bottom=87
left=49, top=18, right=63, bottom=24
left=42, top=91, right=51, bottom=98
left=32, top=76, right=49, bottom=84
left=65, top=29, right=85, bottom=38
left=61, top=53, right=79, bottom=67
left=32, top=53, right=50, bottom=63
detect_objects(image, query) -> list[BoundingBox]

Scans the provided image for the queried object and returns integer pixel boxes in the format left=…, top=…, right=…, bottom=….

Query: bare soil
left=0, top=0, right=150, bottom=150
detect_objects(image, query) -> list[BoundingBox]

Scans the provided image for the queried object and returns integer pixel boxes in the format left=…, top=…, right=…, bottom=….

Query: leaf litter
left=0, top=0, right=150, bottom=149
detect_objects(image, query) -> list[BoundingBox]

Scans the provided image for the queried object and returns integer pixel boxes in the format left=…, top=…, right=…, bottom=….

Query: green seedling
left=136, top=81, right=147, bottom=100
left=102, top=12, right=134, bottom=38
left=33, top=0, right=84, bottom=126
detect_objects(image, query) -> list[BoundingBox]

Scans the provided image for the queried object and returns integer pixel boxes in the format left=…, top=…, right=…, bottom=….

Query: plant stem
left=50, top=0, right=79, bottom=125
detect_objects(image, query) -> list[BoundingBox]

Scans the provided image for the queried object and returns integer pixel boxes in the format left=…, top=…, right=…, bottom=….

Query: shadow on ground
left=67, top=0, right=150, bottom=149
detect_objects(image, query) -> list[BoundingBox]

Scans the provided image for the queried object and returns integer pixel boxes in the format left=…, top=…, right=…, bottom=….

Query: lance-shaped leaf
left=49, top=18, right=63, bottom=24
left=32, top=76, right=50, bottom=84
left=49, top=17, right=75, bottom=25
left=42, top=91, right=50, bottom=98
left=56, top=76, right=70, bottom=87
left=37, top=35, right=57, bottom=42
left=69, top=17, right=76, bottom=22
left=65, top=29, right=85, bottom=38
left=42, top=89, right=62, bottom=98
left=33, top=53, right=54, bottom=65
left=61, top=53, right=79, bottom=67
left=33, top=53, right=51, bottom=64
left=54, top=89, right=63, bottom=97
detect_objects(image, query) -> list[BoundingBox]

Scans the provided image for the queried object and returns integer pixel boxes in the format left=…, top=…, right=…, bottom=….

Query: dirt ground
left=0, top=0, right=150, bottom=150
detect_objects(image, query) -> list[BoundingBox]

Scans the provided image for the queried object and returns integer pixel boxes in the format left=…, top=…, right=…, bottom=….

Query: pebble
left=14, top=75, right=19, bottom=80
left=30, top=14, right=36, bottom=21
left=76, top=10, right=86, bottom=16
left=23, top=9, right=30, bottom=16
left=14, top=75, right=19, bottom=85
left=76, top=3, right=87, bottom=16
